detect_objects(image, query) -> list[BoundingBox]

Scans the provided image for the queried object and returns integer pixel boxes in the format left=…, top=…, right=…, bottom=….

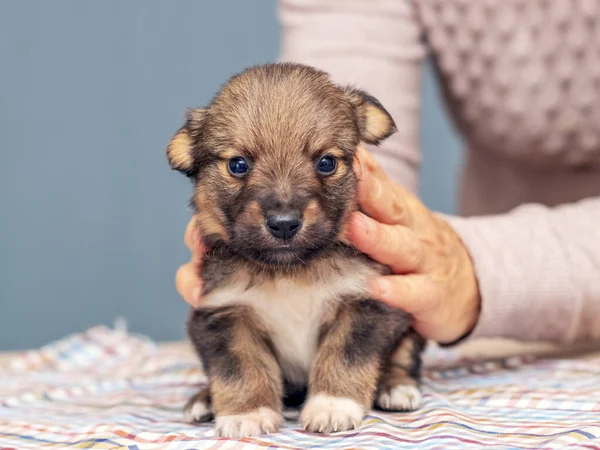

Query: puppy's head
left=167, top=63, right=395, bottom=268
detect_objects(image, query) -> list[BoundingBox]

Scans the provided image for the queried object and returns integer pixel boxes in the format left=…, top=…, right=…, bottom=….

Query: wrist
left=439, top=290, right=480, bottom=347
left=447, top=270, right=481, bottom=346
left=439, top=216, right=482, bottom=346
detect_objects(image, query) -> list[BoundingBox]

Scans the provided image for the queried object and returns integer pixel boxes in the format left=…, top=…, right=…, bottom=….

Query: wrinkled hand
left=348, top=147, right=481, bottom=344
left=175, top=217, right=205, bottom=308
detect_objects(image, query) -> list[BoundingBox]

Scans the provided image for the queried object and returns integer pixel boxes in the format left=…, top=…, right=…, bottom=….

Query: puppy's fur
left=167, top=63, right=424, bottom=438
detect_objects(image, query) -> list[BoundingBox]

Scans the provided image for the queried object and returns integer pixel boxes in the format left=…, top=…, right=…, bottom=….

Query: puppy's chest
left=245, top=282, right=329, bottom=383
left=203, top=261, right=375, bottom=383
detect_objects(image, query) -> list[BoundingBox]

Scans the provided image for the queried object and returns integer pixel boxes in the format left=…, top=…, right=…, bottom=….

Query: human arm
left=446, top=198, right=600, bottom=343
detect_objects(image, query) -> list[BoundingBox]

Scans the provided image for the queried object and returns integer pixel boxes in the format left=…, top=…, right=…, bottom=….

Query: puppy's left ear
left=166, top=108, right=206, bottom=177
left=344, top=88, right=397, bottom=145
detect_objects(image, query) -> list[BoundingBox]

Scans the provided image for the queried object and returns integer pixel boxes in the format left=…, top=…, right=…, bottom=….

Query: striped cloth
left=1, top=326, right=599, bottom=449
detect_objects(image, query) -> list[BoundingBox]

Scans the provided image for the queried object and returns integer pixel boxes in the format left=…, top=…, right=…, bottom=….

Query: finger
left=184, top=217, right=205, bottom=253
left=175, top=262, right=203, bottom=308
left=373, top=274, right=464, bottom=343
left=348, top=212, right=424, bottom=273
left=370, top=274, right=436, bottom=314
left=354, top=147, right=412, bottom=226
left=355, top=145, right=388, bottom=181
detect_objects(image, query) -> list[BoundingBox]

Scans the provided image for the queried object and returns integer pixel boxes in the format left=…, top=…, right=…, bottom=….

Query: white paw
left=301, top=394, right=364, bottom=433
left=215, top=407, right=282, bottom=438
left=376, top=385, right=422, bottom=411
left=184, top=396, right=212, bottom=423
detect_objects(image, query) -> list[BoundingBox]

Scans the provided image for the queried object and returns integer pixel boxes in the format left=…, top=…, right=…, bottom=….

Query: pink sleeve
left=446, top=197, right=600, bottom=344
left=278, top=0, right=425, bottom=193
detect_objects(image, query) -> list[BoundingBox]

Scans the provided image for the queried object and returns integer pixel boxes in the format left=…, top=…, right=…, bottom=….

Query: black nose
left=266, top=214, right=303, bottom=240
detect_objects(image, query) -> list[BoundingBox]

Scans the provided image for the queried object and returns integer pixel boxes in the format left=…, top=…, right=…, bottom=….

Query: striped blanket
left=1, top=326, right=599, bottom=449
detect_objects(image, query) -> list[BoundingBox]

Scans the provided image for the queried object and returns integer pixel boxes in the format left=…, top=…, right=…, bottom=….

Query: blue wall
left=0, top=1, right=462, bottom=351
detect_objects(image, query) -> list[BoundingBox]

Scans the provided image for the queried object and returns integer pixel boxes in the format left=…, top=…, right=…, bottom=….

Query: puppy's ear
left=166, top=108, right=206, bottom=176
left=344, top=88, right=397, bottom=145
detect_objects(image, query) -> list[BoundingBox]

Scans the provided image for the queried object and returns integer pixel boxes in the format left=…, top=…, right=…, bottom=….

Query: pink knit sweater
left=279, top=0, right=600, bottom=344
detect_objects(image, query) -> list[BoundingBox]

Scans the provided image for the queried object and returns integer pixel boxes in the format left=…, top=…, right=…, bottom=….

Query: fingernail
left=371, top=177, right=383, bottom=202
left=357, top=212, right=376, bottom=234
left=353, top=156, right=363, bottom=180
left=350, top=213, right=371, bottom=237
left=194, top=233, right=207, bottom=253
left=371, top=277, right=390, bottom=299
left=363, top=151, right=378, bottom=173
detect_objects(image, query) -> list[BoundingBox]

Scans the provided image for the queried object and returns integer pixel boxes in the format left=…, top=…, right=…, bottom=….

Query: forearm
left=446, top=197, right=600, bottom=344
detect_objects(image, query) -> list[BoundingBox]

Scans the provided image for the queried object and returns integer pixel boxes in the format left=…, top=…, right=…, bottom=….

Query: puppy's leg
left=187, top=306, right=283, bottom=438
left=184, top=385, right=213, bottom=423
left=376, top=330, right=425, bottom=411
left=301, top=300, right=409, bottom=433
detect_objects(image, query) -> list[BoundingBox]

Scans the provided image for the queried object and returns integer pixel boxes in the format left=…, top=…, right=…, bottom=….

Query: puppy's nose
left=266, top=214, right=303, bottom=240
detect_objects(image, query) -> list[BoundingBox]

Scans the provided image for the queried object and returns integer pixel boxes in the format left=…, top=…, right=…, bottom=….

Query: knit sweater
left=279, top=0, right=600, bottom=343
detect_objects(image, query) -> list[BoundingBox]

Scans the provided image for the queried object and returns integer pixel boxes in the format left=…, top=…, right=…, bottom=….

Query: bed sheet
left=1, top=326, right=599, bottom=449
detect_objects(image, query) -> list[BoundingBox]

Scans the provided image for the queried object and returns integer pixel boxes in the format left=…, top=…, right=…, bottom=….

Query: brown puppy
left=167, top=63, right=425, bottom=438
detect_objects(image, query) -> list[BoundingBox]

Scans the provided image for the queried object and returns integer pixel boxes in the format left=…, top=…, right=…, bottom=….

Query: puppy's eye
left=228, top=157, right=250, bottom=176
left=316, top=155, right=337, bottom=175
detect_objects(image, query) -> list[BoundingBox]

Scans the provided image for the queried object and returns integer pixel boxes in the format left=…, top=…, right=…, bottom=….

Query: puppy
left=167, top=63, right=425, bottom=438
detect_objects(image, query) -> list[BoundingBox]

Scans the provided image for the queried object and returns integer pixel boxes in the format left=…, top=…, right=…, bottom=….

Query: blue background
left=0, top=1, right=462, bottom=351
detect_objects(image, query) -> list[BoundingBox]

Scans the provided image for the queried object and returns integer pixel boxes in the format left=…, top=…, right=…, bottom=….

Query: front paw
left=215, top=407, right=282, bottom=438
left=301, top=394, right=365, bottom=433
left=376, top=384, right=422, bottom=411
left=184, top=388, right=213, bottom=423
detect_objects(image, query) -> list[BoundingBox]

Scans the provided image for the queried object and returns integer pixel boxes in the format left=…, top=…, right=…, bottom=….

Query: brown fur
left=310, top=300, right=409, bottom=409
left=168, top=63, right=423, bottom=437
left=186, top=306, right=282, bottom=415
left=376, top=331, right=426, bottom=407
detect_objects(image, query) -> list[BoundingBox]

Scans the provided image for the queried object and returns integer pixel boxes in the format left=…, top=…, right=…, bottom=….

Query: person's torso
left=417, top=0, right=600, bottom=214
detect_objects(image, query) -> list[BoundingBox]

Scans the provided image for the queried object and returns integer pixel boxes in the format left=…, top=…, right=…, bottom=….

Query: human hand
left=175, top=217, right=205, bottom=308
left=348, top=147, right=481, bottom=344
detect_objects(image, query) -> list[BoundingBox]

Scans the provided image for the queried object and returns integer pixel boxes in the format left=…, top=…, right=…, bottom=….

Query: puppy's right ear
left=166, top=108, right=206, bottom=177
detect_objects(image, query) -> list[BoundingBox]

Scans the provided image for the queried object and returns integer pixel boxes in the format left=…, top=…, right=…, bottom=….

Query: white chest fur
left=203, top=258, right=376, bottom=384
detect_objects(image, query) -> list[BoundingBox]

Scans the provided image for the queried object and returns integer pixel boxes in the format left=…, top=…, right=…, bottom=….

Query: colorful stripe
left=1, top=326, right=599, bottom=449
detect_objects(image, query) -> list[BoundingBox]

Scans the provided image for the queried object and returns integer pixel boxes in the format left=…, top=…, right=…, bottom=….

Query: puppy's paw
left=301, top=394, right=364, bottom=433
left=376, top=384, right=422, bottom=411
left=184, top=390, right=213, bottom=423
left=215, top=407, right=282, bottom=438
